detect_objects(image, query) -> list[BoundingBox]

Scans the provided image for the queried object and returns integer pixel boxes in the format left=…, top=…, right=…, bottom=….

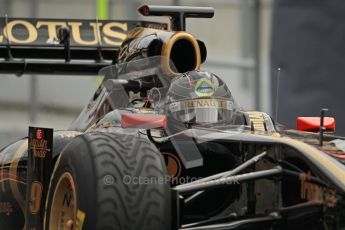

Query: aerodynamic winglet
left=138, top=5, right=214, bottom=31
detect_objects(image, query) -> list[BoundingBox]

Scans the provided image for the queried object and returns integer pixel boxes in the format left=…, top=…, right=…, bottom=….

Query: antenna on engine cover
left=138, top=5, right=214, bottom=31
left=274, top=67, right=281, bottom=122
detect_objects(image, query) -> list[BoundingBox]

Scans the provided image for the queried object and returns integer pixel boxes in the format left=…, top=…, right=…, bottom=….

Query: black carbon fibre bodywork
left=1, top=115, right=345, bottom=229
left=0, top=131, right=81, bottom=228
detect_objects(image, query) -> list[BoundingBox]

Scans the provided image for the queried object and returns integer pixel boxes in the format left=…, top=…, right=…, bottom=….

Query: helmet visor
left=168, top=98, right=235, bottom=124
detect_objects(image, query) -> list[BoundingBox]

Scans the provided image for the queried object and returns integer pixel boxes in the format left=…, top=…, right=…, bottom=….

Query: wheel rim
left=49, top=172, right=77, bottom=230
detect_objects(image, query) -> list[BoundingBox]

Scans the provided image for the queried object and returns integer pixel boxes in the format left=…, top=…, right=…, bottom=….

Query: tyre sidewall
left=44, top=136, right=97, bottom=230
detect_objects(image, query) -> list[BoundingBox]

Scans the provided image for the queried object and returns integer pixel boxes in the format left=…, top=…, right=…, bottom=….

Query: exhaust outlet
left=161, top=31, right=201, bottom=75
left=118, top=28, right=206, bottom=77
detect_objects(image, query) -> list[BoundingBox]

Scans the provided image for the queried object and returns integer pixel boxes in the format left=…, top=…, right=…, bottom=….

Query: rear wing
left=0, top=18, right=167, bottom=75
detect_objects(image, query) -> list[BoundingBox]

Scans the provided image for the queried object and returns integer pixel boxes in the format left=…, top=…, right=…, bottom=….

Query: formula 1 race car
left=1, top=5, right=345, bottom=230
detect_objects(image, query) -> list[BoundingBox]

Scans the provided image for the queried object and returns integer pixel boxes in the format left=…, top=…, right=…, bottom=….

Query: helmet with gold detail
left=166, top=70, right=236, bottom=124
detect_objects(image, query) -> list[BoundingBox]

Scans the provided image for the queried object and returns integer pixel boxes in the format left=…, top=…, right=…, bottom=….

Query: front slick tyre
left=44, top=132, right=171, bottom=230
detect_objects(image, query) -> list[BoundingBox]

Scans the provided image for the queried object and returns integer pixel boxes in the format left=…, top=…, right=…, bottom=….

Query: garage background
left=1, top=0, right=344, bottom=147
left=271, top=0, right=345, bottom=135
left=0, top=0, right=273, bottom=147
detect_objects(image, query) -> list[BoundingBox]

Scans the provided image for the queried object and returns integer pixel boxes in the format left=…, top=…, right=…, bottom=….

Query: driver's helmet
left=166, top=70, right=236, bottom=124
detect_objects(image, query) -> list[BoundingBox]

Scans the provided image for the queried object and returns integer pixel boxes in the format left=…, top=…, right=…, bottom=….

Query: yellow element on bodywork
left=246, top=111, right=267, bottom=132
left=247, top=111, right=267, bottom=132
left=271, top=132, right=281, bottom=137
left=75, top=209, right=86, bottom=230
left=245, top=111, right=279, bottom=136
left=194, top=78, right=215, bottom=97
left=243, top=132, right=345, bottom=187
left=29, top=181, right=43, bottom=214
left=96, top=75, right=105, bottom=87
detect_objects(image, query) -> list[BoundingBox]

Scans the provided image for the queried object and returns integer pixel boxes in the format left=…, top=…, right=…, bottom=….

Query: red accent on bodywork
left=36, top=129, right=43, bottom=140
left=321, top=149, right=345, bottom=159
left=138, top=5, right=150, bottom=16
left=144, top=98, right=153, bottom=102
left=121, top=113, right=167, bottom=129
left=296, top=117, right=335, bottom=132
left=70, top=178, right=75, bottom=191
left=307, top=171, right=312, bottom=181
left=0, top=173, right=26, bottom=184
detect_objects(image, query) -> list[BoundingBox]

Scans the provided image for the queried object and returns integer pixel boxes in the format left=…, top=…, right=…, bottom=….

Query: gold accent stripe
left=281, top=138, right=345, bottom=179
left=43, top=153, right=62, bottom=230
left=247, top=111, right=267, bottom=132
left=0, top=148, right=8, bottom=192
left=9, top=141, right=28, bottom=216
left=161, top=31, right=201, bottom=76
left=244, top=133, right=345, bottom=183
left=76, top=209, right=86, bottom=230
left=0, top=178, right=26, bottom=184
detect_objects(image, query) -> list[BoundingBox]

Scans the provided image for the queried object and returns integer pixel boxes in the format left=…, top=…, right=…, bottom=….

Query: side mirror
left=121, top=113, right=167, bottom=129
left=296, top=117, right=335, bottom=132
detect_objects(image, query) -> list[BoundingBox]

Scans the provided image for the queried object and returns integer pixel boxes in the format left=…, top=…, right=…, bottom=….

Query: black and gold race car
left=0, top=5, right=345, bottom=230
